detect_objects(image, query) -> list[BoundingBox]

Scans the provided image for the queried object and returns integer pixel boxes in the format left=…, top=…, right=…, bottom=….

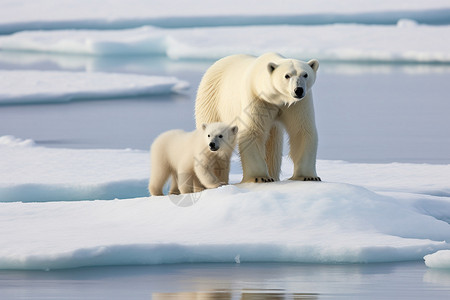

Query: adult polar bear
left=195, top=52, right=320, bottom=183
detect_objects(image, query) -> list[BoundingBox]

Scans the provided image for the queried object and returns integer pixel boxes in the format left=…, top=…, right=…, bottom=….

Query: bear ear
left=230, top=126, right=238, bottom=135
left=308, top=59, right=319, bottom=72
left=201, top=123, right=207, bottom=131
left=267, top=62, right=278, bottom=74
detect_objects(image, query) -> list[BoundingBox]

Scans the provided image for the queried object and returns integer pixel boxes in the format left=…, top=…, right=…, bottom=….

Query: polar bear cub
left=149, top=123, right=238, bottom=196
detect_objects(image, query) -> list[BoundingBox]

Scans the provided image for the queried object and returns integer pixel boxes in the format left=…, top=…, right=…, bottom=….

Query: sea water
left=1, top=262, right=450, bottom=299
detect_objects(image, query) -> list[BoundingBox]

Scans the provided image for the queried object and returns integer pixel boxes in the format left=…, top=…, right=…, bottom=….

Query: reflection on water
left=153, top=289, right=318, bottom=300
left=1, top=262, right=450, bottom=299
left=423, top=269, right=450, bottom=286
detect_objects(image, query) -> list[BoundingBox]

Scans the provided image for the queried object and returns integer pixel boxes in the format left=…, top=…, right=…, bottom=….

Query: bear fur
left=149, top=122, right=238, bottom=196
left=195, top=52, right=320, bottom=183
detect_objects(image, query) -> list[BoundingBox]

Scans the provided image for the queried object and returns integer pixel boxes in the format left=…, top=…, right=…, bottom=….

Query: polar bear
left=149, top=123, right=238, bottom=196
left=195, top=52, right=320, bottom=183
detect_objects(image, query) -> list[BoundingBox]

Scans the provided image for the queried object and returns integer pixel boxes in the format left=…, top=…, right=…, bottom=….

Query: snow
left=1, top=136, right=449, bottom=270
left=0, top=136, right=149, bottom=202
left=1, top=24, right=449, bottom=63
left=424, top=250, right=450, bottom=269
left=0, top=70, right=188, bottom=104
left=0, top=0, right=449, bottom=33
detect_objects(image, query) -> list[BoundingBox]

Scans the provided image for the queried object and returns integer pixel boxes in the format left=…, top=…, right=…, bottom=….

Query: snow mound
left=0, top=182, right=449, bottom=270
left=424, top=250, right=450, bottom=269
left=0, top=0, right=449, bottom=33
left=0, top=70, right=188, bottom=105
left=1, top=24, right=449, bottom=63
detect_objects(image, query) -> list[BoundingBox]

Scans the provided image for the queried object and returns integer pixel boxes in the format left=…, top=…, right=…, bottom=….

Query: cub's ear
left=230, top=126, right=238, bottom=135
left=202, top=123, right=207, bottom=131
left=308, top=59, right=319, bottom=72
left=267, top=62, right=278, bottom=74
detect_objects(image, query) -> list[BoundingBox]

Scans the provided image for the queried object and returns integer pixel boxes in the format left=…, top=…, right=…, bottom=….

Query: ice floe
left=0, top=70, right=188, bottom=104
left=1, top=24, right=449, bottom=63
left=425, top=250, right=450, bottom=269
left=0, top=136, right=449, bottom=269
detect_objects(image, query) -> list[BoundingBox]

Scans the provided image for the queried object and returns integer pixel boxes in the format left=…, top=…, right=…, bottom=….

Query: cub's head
left=201, top=122, right=238, bottom=153
left=267, top=59, right=319, bottom=104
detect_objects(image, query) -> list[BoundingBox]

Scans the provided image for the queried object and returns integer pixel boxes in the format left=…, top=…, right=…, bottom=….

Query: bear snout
left=209, top=142, right=218, bottom=151
left=294, top=87, right=305, bottom=98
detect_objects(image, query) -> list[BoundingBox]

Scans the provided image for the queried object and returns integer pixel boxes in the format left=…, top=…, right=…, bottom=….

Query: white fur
left=195, top=52, right=320, bottom=183
left=149, top=123, right=238, bottom=195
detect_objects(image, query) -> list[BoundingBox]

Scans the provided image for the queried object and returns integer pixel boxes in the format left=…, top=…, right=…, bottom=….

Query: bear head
left=267, top=58, right=319, bottom=105
left=201, top=122, right=238, bottom=153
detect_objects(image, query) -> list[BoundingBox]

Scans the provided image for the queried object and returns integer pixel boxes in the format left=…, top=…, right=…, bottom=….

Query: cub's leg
left=168, top=172, right=180, bottom=195
left=178, top=171, right=195, bottom=194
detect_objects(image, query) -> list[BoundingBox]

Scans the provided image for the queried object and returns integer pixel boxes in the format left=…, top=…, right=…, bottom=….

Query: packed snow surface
left=0, top=0, right=449, bottom=33
left=1, top=136, right=449, bottom=270
left=1, top=23, right=449, bottom=63
left=0, top=70, right=188, bottom=104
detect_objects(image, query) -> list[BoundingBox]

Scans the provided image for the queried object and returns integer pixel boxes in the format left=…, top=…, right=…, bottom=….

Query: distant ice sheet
left=0, top=0, right=449, bottom=33
left=1, top=24, right=449, bottom=63
left=0, top=70, right=188, bottom=104
left=0, top=137, right=449, bottom=269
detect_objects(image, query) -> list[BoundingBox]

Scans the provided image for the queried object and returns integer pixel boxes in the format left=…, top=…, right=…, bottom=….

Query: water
left=1, top=52, right=450, bottom=299
left=1, top=262, right=450, bottom=299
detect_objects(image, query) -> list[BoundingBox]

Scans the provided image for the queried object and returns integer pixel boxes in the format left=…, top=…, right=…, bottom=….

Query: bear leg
left=280, top=100, right=320, bottom=181
left=193, top=175, right=205, bottom=193
left=149, top=166, right=171, bottom=196
left=288, top=130, right=320, bottom=181
left=239, top=130, right=273, bottom=183
left=178, top=172, right=195, bottom=194
left=265, top=123, right=283, bottom=181
left=168, top=172, right=180, bottom=195
left=194, top=161, right=223, bottom=189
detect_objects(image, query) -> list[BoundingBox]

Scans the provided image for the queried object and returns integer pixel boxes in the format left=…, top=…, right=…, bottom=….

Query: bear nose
left=294, top=87, right=304, bottom=98
left=209, top=142, right=215, bottom=148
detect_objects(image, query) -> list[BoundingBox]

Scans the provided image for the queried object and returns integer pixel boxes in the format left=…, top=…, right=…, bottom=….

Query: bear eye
left=284, top=74, right=290, bottom=79
left=219, top=135, right=223, bottom=138
left=303, top=73, right=308, bottom=78
left=207, top=134, right=210, bottom=137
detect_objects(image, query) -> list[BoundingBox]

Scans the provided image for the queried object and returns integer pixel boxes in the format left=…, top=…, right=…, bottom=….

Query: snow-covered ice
left=0, top=70, right=188, bottom=104
left=424, top=250, right=450, bottom=269
left=0, top=0, right=449, bottom=33
left=0, top=136, right=449, bottom=270
left=0, top=136, right=149, bottom=202
left=1, top=23, right=449, bottom=63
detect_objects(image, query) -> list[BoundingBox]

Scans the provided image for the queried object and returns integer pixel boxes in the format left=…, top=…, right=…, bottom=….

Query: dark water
left=1, top=262, right=450, bottom=299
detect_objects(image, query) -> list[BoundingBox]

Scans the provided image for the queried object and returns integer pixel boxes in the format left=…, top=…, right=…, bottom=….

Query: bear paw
left=291, top=176, right=321, bottom=181
left=253, top=177, right=275, bottom=183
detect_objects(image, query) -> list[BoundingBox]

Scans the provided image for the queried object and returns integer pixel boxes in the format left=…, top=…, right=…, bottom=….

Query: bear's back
left=152, top=129, right=199, bottom=169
